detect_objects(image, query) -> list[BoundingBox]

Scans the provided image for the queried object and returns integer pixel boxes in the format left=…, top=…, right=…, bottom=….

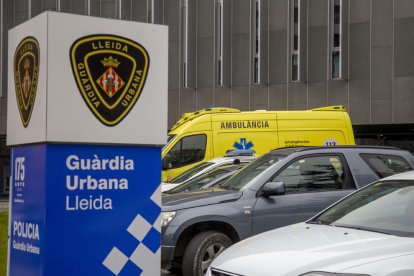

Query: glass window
left=221, top=154, right=286, bottom=191
left=293, top=0, right=299, bottom=51
left=360, top=154, right=413, bottom=178
left=331, top=0, right=341, bottom=79
left=290, top=0, right=300, bottom=81
left=291, top=54, right=298, bottom=81
left=332, top=50, right=340, bottom=79
left=333, top=0, right=341, bottom=47
left=167, top=134, right=207, bottom=169
left=182, top=0, right=189, bottom=88
left=272, top=155, right=354, bottom=193
left=217, top=0, right=224, bottom=86
left=253, top=0, right=261, bottom=84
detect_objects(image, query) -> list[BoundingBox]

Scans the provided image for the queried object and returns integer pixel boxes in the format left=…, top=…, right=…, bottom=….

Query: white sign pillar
left=7, top=12, right=168, bottom=276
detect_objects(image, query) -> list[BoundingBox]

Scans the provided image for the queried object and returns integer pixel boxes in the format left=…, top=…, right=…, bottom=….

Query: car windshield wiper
left=332, top=224, right=392, bottom=235
left=217, top=184, right=231, bottom=190
left=306, top=219, right=330, bottom=225
left=215, top=185, right=238, bottom=192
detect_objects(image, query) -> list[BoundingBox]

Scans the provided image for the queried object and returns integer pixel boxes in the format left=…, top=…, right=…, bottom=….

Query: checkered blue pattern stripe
left=103, top=185, right=161, bottom=275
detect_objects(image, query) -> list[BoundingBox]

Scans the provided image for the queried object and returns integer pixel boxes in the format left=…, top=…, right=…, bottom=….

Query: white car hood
left=210, top=223, right=414, bottom=276
left=161, top=182, right=179, bottom=192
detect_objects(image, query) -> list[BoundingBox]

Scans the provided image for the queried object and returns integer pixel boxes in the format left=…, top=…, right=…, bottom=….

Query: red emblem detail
left=97, top=67, right=125, bottom=97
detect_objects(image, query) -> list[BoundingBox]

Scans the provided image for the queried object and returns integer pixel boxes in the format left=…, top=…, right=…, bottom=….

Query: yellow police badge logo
left=14, top=37, right=40, bottom=128
left=70, top=35, right=150, bottom=126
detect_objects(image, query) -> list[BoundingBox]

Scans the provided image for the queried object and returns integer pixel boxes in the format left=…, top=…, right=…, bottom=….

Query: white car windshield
left=168, top=162, right=213, bottom=184
left=311, top=180, right=414, bottom=237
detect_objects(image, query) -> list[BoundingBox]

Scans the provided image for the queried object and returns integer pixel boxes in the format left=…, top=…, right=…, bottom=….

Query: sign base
left=9, top=143, right=161, bottom=276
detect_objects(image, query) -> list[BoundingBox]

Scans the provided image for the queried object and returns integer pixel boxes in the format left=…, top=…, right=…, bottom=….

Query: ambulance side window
left=168, top=135, right=207, bottom=168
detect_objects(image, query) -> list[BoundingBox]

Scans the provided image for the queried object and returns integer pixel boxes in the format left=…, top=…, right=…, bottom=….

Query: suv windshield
left=168, top=165, right=242, bottom=194
left=311, top=180, right=414, bottom=237
left=168, top=161, right=213, bottom=183
left=220, top=154, right=286, bottom=191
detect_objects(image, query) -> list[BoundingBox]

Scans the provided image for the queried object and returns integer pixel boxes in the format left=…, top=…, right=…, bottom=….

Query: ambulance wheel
left=182, top=231, right=232, bottom=276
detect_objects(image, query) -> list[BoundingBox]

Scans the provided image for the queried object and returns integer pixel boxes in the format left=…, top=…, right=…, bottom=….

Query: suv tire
left=182, top=231, right=232, bottom=276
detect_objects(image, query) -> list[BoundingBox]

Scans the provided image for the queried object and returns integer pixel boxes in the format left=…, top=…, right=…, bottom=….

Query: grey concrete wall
left=348, top=0, right=370, bottom=124
left=214, top=86, right=232, bottom=108
left=308, top=0, right=328, bottom=110
left=288, top=82, right=307, bottom=110
left=395, top=0, right=414, bottom=123
left=268, top=0, right=288, bottom=112
left=2, top=0, right=414, bottom=132
left=232, top=0, right=251, bottom=87
left=308, top=0, right=328, bottom=84
left=197, top=0, right=214, bottom=92
left=132, top=0, right=149, bottom=22
left=196, top=0, right=233, bottom=109
left=371, top=0, right=393, bottom=124
left=165, top=0, right=181, bottom=126
left=250, top=84, right=268, bottom=110
left=269, top=84, right=287, bottom=110
left=158, top=0, right=414, bottom=128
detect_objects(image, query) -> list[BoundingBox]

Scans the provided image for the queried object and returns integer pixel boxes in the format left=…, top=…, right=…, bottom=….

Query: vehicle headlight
left=300, top=272, right=370, bottom=276
left=161, top=211, right=176, bottom=227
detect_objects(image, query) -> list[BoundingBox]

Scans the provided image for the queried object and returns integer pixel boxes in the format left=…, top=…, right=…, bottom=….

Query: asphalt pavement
left=161, top=269, right=177, bottom=275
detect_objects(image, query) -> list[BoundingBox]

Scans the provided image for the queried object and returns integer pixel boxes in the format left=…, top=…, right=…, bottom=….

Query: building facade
left=1, top=0, right=414, bottom=196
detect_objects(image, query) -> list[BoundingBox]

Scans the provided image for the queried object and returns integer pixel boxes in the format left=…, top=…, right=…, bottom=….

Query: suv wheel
left=182, top=231, right=232, bottom=276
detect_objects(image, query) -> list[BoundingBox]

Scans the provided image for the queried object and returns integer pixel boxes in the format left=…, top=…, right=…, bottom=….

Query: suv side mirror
left=162, top=155, right=172, bottom=170
left=261, top=181, right=285, bottom=197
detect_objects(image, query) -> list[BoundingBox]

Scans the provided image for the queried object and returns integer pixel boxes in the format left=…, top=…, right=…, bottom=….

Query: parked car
left=161, top=146, right=414, bottom=276
left=162, top=150, right=255, bottom=192
left=208, top=170, right=414, bottom=276
left=165, top=163, right=249, bottom=194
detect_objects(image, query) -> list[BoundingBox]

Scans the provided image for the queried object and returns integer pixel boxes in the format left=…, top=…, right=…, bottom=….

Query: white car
left=207, top=170, right=414, bottom=276
left=161, top=153, right=255, bottom=192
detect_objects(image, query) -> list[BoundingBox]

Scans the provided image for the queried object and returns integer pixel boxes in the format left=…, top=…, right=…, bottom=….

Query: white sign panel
left=7, top=12, right=168, bottom=146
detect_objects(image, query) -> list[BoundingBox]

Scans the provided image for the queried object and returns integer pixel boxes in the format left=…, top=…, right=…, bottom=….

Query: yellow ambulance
left=162, top=106, right=355, bottom=181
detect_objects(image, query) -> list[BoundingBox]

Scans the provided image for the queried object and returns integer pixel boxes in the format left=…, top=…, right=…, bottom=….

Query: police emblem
left=14, top=37, right=40, bottom=128
left=70, top=34, right=150, bottom=126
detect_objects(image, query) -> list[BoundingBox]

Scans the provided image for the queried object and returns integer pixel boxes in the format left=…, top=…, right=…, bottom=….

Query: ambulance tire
left=182, top=231, right=233, bottom=276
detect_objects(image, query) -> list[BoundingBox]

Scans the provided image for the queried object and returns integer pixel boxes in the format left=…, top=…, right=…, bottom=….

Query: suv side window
left=360, top=153, right=412, bottom=178
left=168, top=135, right=207, bottom=168
left=272, top=155, right=354, bottom=193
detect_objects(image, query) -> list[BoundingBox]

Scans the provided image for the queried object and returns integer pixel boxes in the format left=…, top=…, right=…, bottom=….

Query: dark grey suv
left=161, top=146, right=414, bottom=276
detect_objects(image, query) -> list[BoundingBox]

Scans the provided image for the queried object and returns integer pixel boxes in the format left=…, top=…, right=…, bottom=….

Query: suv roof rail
left=269, top=145, right=402, bottom=153
left=171, top=107, right=240, bottom=131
